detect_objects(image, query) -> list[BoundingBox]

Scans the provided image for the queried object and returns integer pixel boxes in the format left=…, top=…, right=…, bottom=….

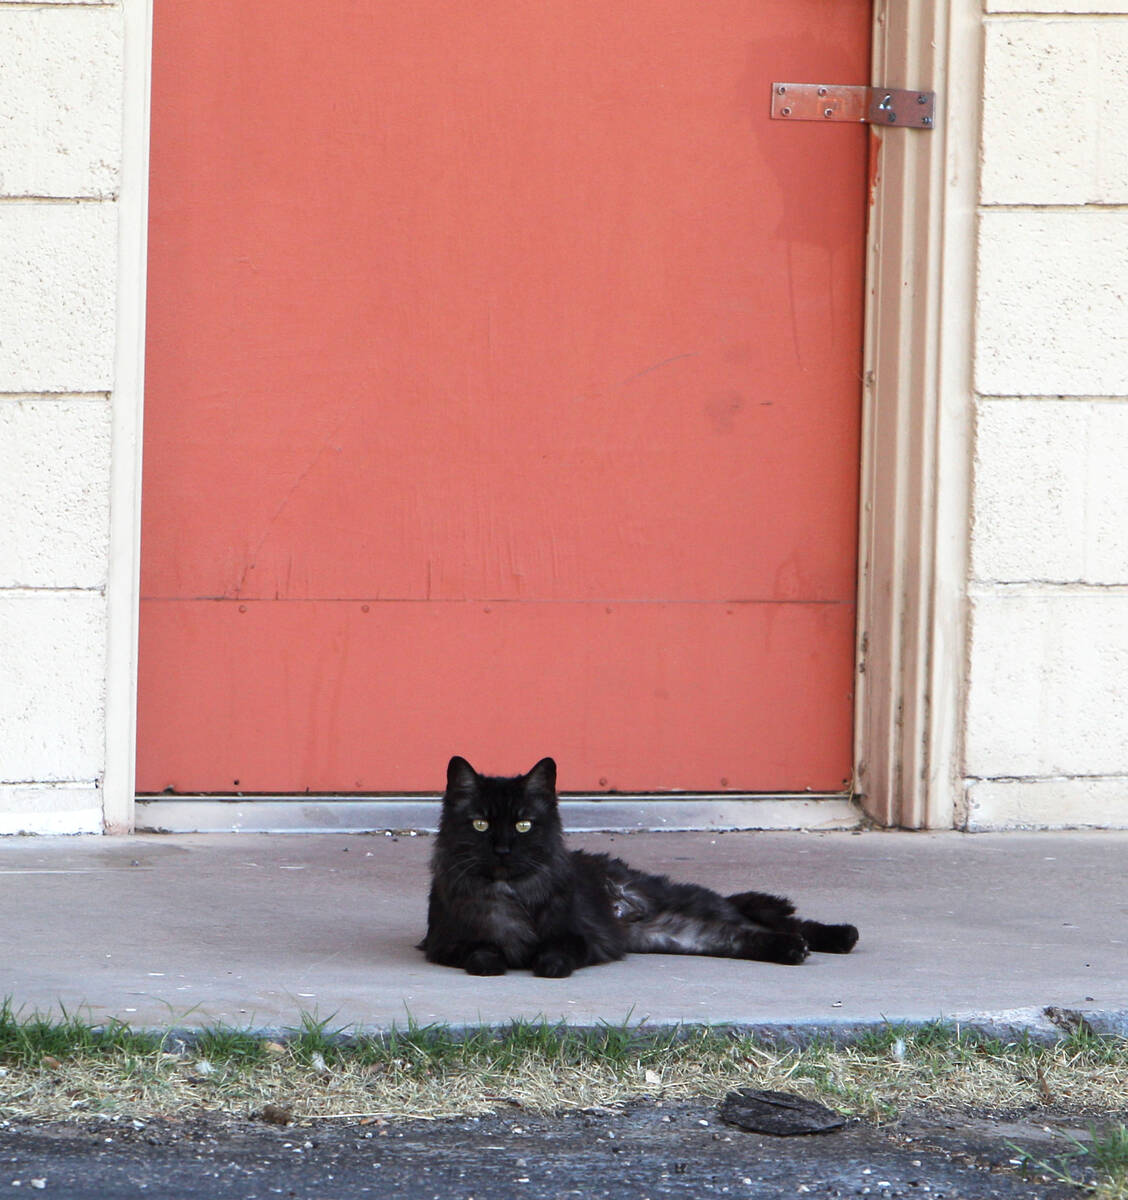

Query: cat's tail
left=797, top=920, right=859, bottom=954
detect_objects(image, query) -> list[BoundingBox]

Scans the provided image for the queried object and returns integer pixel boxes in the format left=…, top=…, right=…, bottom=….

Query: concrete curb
left=45, top=1005, right=1128, bottom=1050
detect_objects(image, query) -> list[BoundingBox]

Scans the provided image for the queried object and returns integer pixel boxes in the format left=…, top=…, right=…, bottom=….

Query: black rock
left=718, top=1089, right=845, bottom=1136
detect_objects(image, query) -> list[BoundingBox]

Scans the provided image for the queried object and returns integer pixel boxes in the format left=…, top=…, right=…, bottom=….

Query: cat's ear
left=524, top=757, right=557, bottom=800
left=446, top=755, right=479, bottom=797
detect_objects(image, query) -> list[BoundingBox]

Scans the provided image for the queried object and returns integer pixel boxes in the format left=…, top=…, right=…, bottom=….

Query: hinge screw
left=824, top=108, right=834, bottom=118
left=922, top=115, right=932, bottom=127
left=776, top=85, right=787, bottom=95
left=781, top=106, right=792, bottom=116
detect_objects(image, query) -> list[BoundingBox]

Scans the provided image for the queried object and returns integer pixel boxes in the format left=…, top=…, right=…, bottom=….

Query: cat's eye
left=515, top=819, right=532, bottom=834
left=472, top=818, right=489, bottom=832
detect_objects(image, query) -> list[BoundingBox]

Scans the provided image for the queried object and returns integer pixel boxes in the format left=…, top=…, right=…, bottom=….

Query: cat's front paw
left=532, top=948, right=576, bottom=978
left=464, top=946, right=507, bottom=975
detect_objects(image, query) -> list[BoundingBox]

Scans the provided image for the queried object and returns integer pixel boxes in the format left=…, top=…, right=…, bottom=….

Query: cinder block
left=972, top=399, right=1128, bottom=584
left=976, top=210, right=1128, bottom=397
left=0, top=202, right=116, bottom=392
left=0, top=399, right=111, bottom=588
left=966, top=777, right=1128, bottom=830
left=0, top=6, right=122, bottom=198
left=982, top=19, right=1128, bottom=205
left=0, top=785, right=101, bottom=835
left=0, top=591, right=106, bottom=783
left=966, top=591, right=1128, bottom=777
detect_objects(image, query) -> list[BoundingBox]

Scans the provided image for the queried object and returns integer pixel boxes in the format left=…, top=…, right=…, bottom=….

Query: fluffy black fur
left=418, top=757, right=859, bottom=978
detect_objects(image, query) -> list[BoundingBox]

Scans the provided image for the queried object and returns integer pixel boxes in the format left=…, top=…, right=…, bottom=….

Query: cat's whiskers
left=438, top=855, right=481, bottom=895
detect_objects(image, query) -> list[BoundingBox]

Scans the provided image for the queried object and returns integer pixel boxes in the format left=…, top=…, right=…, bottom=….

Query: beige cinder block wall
left=965, top=1, right=1128, bottom=828
left=0, top=1, right=125, bottom=833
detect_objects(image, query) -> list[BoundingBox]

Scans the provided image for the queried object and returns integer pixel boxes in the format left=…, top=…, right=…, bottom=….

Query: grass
left=0, top=1002, right=163, bottom=1068
left=2, top=1001, right=1127, bottom=1144
left=6, top=1002, right=1127, bottom=1192
left=1011, top=1124, right=1128, bottom=1199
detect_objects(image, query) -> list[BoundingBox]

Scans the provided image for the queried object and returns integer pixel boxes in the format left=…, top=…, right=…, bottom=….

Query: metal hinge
left=770, top=83, right=935, bottom=129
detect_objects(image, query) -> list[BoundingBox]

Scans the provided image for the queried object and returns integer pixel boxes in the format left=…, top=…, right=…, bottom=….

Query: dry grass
left=1, top=1010, right=1126, bottom=1130
left=1011, top=1123, right=1128, bottom=1199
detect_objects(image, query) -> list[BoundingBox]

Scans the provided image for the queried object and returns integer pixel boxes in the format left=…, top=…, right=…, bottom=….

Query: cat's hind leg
left=611, top=874, right=809, bottom=965
left=726, top=890, right=797, bottom=925
left=623, top=911, right=809, bottom=965
left=728, top=890, right=859, bottom=954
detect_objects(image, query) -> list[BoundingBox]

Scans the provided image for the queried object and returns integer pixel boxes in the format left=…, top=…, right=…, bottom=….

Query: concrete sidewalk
left=1, top=829, right=1125, bottom=1039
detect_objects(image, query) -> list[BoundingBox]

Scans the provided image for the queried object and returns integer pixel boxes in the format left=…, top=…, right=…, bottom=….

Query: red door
left=139, top=1, right=868, bottom=794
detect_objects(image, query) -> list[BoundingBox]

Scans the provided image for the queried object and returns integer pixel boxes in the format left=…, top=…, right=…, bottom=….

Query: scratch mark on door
left=229, top=420, right=347, bottom=598
left=620, top=353, right=698, bottom=387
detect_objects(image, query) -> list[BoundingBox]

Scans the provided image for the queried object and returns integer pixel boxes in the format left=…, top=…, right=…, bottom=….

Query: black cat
left=418, top=756, right=858, bottom=978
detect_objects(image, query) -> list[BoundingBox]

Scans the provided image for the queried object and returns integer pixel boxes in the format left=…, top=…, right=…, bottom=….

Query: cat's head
left=437, top=755, right=563, bottom=882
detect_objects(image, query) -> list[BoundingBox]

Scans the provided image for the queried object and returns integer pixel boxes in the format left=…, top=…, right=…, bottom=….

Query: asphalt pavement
left=0, top=1099, right=1097, bottom=1199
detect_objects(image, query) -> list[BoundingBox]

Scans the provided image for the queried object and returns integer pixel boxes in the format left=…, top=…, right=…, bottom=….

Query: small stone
left=718, top=1090, right=845, bottom=1136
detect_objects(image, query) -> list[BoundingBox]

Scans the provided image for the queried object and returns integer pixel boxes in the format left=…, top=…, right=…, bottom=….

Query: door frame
left=103, top=0, right=980, bottom=832
left=855, top=0, right=979, bottom=828
left=103, top=0, right=153, bottom=834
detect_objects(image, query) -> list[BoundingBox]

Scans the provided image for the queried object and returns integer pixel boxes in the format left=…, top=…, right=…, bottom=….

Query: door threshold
left=135, top=794, right=862, bottom=834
